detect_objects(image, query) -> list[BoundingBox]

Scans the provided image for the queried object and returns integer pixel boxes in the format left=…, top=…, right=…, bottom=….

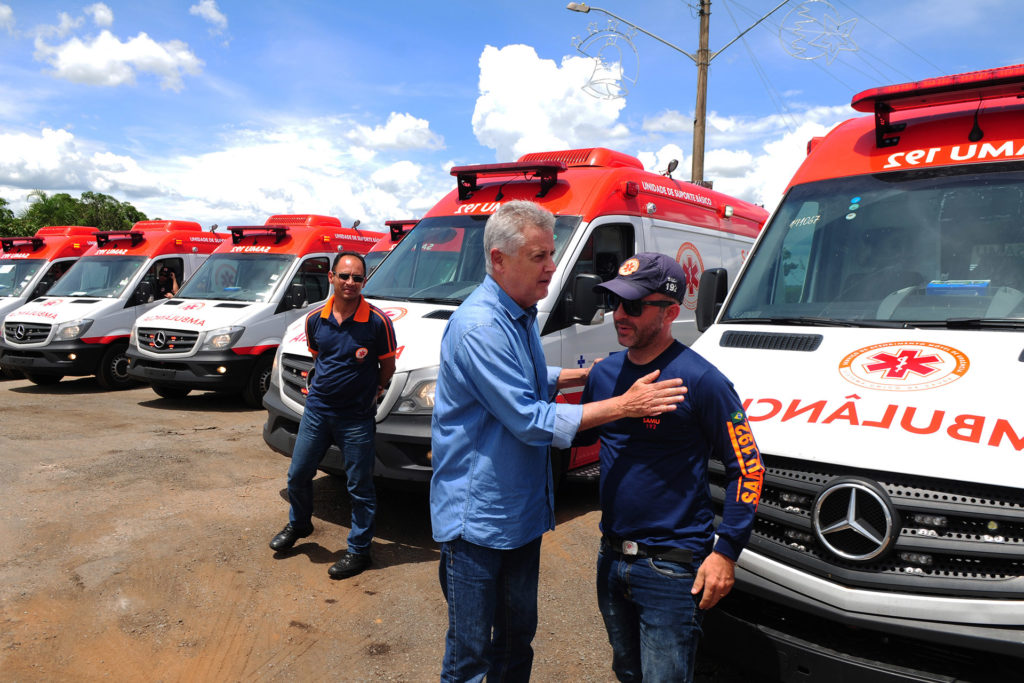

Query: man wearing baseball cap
left=576, top=252, right=764, bottom=682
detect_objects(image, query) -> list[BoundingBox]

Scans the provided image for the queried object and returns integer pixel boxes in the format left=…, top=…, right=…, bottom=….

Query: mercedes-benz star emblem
left=153, top=331, right=167, bottom=349
left=812, top=478, right=897, bottom=562
left=14, top=324, right=25, bottom=340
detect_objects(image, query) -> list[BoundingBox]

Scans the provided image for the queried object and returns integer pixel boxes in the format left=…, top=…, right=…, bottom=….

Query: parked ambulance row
left=0, top=215, right=390, bottom=405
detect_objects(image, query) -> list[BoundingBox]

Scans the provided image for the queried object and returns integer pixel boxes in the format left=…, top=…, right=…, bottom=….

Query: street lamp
left=567, top=1, right=788, bottom=186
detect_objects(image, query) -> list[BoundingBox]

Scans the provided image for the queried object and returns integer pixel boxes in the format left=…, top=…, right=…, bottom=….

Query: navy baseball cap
left=594, top=253, right=687, bottom=302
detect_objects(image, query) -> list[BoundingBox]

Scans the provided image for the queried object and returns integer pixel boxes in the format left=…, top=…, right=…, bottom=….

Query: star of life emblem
left=838, top=341, right=969, bottom=391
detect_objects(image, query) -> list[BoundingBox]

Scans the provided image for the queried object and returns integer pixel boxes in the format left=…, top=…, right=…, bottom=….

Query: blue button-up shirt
left=430, top=276, right=583, bottom=549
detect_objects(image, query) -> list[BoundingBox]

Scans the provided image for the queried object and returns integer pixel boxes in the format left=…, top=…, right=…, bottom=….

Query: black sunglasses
left=333, top=272, right=365, bottom=283
left=607, top=293, right=675, bottom=317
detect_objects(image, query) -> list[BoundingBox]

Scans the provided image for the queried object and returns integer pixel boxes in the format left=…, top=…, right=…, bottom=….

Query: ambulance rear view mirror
left=570, top=273, right=604, bottom=325
left=696, top=268, right=728, bottom=332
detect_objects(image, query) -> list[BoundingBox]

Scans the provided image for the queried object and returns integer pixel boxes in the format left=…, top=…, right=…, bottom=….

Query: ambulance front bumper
left=0, top=339, right=105, bottom=376
left=127, top=348, right=257, bottom=390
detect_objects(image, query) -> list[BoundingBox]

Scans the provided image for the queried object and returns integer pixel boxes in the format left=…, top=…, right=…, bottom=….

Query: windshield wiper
left=412, top=296, right=463, bottom=306
left=916, top=318, right=1024, bottom=330
left=725, top=317, right=905, bottom=328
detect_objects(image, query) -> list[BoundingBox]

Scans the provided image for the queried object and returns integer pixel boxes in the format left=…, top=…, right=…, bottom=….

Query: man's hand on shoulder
left=618, top=369, right=686, bottom=418
left=692, top=551, right=735, bottom=610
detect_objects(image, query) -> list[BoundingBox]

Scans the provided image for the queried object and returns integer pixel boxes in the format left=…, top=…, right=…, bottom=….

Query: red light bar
left=852, top=64, right=1024, bottom=149
left=1, top=236, right=44, bottom=252
left=852, top=64, right=1024, bottom=113
left=228, top=226, right=289, bottom=245
left=449, top=160, right=567, bottom=200
left=96, top=231, right=144, bottom=248
left=385, top=219, right=417, bottom=241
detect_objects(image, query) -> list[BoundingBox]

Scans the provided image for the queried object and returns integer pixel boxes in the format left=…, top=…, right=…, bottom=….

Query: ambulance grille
left=709, top=454, right=1024, bottom=598
left=136, top=328, right=199, bottom=353
left=280, top=352, right=313, bottom=405
left=3, top=321, right=51, bottom=344
left=720, top=331, right=822, bottom=351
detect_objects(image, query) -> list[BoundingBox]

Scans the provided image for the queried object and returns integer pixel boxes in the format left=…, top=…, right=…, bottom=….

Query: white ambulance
left=693, top=65, right=1024, bottom=677
left=126, top=214, right=384, bottom=407
left=263, top=147, right=768, bottom=484
left=0, top=220, right=224, bottom=388
left=0, top=226, right=99, bottom=377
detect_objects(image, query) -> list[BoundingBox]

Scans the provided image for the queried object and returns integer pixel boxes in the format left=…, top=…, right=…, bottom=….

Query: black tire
left=241, top=354, right=273, bottom=408
left=25, top=372, right=63, bottom=386
left=96, top=344, right=136, bottom=390
left=152, top=384, right=191, bottom=400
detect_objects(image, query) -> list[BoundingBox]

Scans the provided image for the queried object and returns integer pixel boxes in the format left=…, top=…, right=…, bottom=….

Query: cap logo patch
left=619, top=258, right=640, bottom=276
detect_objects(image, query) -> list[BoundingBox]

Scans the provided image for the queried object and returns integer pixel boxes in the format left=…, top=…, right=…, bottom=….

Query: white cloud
left=348, top=113, right=444, bottom=151
left=84, top=3, right=113, bottom=28
left=34, top=11, right=82, bottom=40
left=472, top=44, right=629, bottom=161
left=0, top=4, right=14, bottom=34
left=33, top=29, right=203, bottom=91
left=189, top=0, right=227, bottom=34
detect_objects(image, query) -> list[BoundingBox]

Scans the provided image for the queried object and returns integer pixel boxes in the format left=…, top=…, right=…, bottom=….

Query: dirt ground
left=0, top=375, right=750, bottom=682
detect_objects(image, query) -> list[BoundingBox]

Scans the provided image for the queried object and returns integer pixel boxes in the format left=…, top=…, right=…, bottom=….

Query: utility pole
left=693, top=0, right=711, bottom=186
left=568, top=1, right=789, bottom=186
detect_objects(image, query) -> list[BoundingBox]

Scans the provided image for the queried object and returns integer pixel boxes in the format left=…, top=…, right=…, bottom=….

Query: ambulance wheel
left=241, top=354, right=273, bottom=409
left=152, top=384, right=190, bottom=400
left=25, top=372, right=63, bottom=385
left=96, top=343, right=136, bottom=390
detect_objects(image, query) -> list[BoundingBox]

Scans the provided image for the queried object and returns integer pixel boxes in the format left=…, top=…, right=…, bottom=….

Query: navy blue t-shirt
left=303, top=296, right=397, bottom=419
left=576, top=341, right=763, bottom=562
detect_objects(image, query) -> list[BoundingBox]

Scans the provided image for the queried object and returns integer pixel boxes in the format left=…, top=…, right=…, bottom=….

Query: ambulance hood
left=136, top=299, right=261, bottom=332
left=278, top=298, right=454, bottom=373
left=5, top=296, right=121, bottom=327
left=697, top=325, right=1024, bottom=489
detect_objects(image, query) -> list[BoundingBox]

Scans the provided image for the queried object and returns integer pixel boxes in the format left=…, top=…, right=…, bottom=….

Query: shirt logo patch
left=355, top=347, right=369, bottom=361
left=643, top=417, right=660, bottom=430
left=619, top=257, right=640, bottom=276
left=731, top=410, right=746, bottom=424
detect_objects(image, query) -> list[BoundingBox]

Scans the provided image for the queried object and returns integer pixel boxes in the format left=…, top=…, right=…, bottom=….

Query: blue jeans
left=596, top=546, right=704, bottom=682
left=438, top=537, right=542, bottom=683
left=287, top=406, right=376, bottom=555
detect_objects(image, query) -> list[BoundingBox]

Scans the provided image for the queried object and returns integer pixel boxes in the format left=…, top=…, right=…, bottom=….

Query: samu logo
left=643, top=417, right=660, bottom=430
left=838, top=341, right=969, bottom=391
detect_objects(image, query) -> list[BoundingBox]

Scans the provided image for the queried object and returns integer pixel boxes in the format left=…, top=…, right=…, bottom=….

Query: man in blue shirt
left=576, top=253, right=764, bottom=682
left=269, top=251, right=397, bottom=580
left=430, top=202, right=688, bottom=682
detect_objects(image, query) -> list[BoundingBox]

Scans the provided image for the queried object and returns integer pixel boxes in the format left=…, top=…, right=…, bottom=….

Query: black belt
left=602, top=536, right=693, bottom=564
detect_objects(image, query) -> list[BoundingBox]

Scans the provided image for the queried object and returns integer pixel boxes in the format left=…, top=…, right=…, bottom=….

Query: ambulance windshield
left=177, top=254, right=294, bottom=302
left=47, top=256, right=147, bottom=298
left=363, top=215, right=578, bottom=304
left=725, top=163, right=1024, bottom=325
left=0, top=259, right=45, bottom=297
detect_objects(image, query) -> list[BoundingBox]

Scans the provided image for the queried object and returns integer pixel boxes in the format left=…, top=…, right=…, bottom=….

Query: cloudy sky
left=1, top=0, right=1021, bottom=229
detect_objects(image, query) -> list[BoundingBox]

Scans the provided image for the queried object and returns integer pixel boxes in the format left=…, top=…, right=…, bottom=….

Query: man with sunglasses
left=576, top=253, right=764, bottom=682
left=430, top=203, right=688, bottom=682
left=269, top=251, right=397, bottom=581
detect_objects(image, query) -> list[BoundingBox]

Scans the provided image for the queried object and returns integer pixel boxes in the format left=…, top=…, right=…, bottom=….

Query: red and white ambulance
left=0, top=220, right=224, bottom=388
left=693, top=65, right=1024, bottom=677
left=364, top=219, right=417, bottom=275
left=263, top=147, right=767, bottom=485
left=126, top=214, right=383, bottom=406
left=0, top=226, right=99, bottom=377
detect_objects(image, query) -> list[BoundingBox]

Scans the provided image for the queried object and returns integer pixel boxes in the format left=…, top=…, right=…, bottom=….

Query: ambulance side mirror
left=570, top=273, right=604, bottom=325
left=133, top=280, right=155, bottom=306
left=696, top=268, right=728, bottom=332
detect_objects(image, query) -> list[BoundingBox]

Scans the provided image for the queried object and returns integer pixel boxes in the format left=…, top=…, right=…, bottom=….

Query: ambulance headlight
left=394, top=367, right=437, bottom=415
left=201, top=325, right=245, bottom=351
left=54, top=319, right=94, bottom=341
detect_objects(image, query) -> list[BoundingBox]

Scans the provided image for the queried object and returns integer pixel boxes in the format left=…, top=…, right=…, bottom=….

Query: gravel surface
left=0, top=375, right=753, bottom=681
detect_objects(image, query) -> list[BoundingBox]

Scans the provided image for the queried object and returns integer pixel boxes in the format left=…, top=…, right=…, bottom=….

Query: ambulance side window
left=281, top=257, right=329, bottom=311
left=544, top=224, right=635, bottom=335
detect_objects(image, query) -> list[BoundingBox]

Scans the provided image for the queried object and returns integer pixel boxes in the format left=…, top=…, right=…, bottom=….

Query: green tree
left=18, top=191, right=80, bottom=232
left=78, top=191, right=148, bottom=229
left=0, top=197, right=18, bottom=237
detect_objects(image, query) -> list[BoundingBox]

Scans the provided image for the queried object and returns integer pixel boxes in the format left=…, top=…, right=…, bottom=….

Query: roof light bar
left=96, top=231, right=144, bottom=248
left=228, top=226, right=290, bottom=245
left=852, top=64, right=1024, bottom=148
left=450, top=160, right=567, bottom=201
left=1, top=236, right=45, bottom=252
